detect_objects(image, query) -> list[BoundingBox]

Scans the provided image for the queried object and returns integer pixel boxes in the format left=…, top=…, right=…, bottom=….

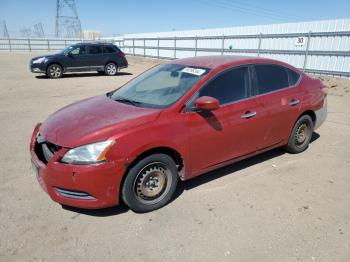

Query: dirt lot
left=0, top=53, right=349, bottom=262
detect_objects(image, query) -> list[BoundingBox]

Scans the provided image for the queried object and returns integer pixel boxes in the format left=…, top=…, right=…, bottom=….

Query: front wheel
left=121, top=154, right=179, bottom=213
left=284, top=115, right=314, bottom=154
left=104, top=62, right=118, bottom=76
left=46, top=64, right=63, bottom=78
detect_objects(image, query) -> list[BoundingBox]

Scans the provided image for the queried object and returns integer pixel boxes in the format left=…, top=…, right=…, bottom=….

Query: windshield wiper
left=113, top=96, right=142, bottom=106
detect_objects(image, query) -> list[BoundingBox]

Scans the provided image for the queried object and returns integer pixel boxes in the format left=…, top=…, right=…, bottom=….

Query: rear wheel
left=104, top=62, right=118, bottom=76
left=46, top=64, right=63, bottom=78
left=121, top=154, right=179, bottom=213
left=284, top=115, right=314, bottom=154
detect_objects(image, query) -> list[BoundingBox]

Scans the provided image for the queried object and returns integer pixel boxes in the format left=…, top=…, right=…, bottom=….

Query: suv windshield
left=109, top=64, right=210, bottom=108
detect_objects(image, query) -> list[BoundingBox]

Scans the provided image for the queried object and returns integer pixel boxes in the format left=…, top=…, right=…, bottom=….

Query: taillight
left=118, top=51, right=125, bottom=58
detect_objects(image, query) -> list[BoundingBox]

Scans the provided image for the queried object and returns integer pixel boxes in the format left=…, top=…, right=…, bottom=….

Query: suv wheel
left=105, top=62, right=118, bottom=76
left=46, top=64, right=63, bottom=78
left=122, top=154, right=179, bottom=213
left=284, top=115, right=314, bottom=154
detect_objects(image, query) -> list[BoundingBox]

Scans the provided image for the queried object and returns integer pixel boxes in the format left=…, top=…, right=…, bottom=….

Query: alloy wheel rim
left=50, top=66, right=61, bottom=77
left=107, top=64, right=116, bottom=75
left=133, top=162, right=171, bottom=205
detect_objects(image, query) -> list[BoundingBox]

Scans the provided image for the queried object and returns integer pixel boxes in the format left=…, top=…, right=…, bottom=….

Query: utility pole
left=20, top=27, right=31, bottom=38
left=55, top=0, right=82, bottom=38
left=55, top=0, right=59, bottom=37
left=1, top=20, right=10, bottom=38
left=33, top=22, right=45, bottom=38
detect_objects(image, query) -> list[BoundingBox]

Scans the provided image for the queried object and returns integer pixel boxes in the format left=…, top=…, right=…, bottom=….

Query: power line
left=195, top=0, right=285, bottom=22
left=195, top=0, right=305, bottom=22
left=218, top=0, right=308, bottom=20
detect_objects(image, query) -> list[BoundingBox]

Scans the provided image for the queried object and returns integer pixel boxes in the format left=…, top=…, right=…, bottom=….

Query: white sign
left=295, top=37, right=306, bottom=46
left=181, top=67, right=206, bottom=76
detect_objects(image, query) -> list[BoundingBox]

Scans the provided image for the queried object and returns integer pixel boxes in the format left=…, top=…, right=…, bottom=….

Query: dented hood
left=39, top=95, right=161, bottom=148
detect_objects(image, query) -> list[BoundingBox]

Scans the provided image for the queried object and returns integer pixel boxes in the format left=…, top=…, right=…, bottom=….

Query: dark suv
left=30, top=43, right=128, bottom=78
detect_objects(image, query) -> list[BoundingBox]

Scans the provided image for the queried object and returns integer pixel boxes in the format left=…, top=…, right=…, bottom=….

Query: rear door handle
left=289, top=99, right=300, bottom=106
left=241, top=111, right=256, bottom=119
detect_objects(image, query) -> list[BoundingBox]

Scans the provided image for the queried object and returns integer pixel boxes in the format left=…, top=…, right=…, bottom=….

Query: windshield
left=58, top=46, right=74, bottom=55
left=109, top=64, right=210, bottom=108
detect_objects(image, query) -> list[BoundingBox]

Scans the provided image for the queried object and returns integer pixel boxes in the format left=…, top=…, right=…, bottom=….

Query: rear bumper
left=29, top=124, right=126, bottom=209
left=118, top=58, right=128, bottom=70
left=314, top=97, right=327, bottom=130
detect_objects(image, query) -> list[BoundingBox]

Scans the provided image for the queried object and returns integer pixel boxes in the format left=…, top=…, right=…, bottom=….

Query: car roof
left=75, top=42, right=115, bottom=46
left=169, top=55, right=295, bottom=70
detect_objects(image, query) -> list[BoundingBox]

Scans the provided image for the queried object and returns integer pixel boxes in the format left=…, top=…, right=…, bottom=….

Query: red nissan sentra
left=30, top=55, right=327, bottom=212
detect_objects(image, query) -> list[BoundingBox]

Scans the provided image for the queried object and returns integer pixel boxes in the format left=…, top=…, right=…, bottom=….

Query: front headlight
left=61, top=140, right=115, bottom=165
left=33, top=57, right=48, bottom=64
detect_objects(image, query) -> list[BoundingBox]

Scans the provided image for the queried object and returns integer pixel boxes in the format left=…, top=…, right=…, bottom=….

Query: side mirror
left=194, top=96, right=220, bottom=111
left=66, top=52, right=73, bottom=57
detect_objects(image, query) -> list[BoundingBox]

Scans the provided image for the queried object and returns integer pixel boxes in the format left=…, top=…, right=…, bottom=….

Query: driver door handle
left=289, top=99, right=300, bottom=106
left=241, top=111, right=257, bottom=119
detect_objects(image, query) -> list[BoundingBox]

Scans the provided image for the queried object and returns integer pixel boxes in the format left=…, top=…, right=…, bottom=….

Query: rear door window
left=198, top=66, right=250, bottom=105
left=103, top=46, right=117, bottom=53
left=255, top=64, right=289, bottom=94
left=286, top=68, right=301, bottom=86
left=88, top=45, right=102, bottom=55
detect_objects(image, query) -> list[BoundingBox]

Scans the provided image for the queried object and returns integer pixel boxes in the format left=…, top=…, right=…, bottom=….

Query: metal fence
left=119, top=31, right=350, bottom=77
left=1, top=31, right=349, bottom=77
left=0, top=38, right=101, bottom=52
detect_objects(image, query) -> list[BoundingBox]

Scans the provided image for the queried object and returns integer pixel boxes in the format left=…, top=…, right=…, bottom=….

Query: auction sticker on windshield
left=181, top=67, right=206, bottom=76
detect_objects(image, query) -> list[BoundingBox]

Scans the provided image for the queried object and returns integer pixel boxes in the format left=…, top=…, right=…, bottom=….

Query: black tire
left=121, top=154, right=179, bottom=213
left=46, top=64, right=63, bottom=78
left=284, top=115, right=314, bottom=154
left=104, top=62, right=118, bottom=76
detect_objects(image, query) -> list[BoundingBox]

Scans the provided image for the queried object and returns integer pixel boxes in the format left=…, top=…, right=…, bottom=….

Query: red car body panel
left=30, top=123, right=126, bottom=208
left=39, top=95, right=162, bottom=148
left=30, top=56, right=326, bottom=209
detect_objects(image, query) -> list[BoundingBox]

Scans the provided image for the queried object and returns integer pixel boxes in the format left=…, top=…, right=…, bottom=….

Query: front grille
left=34, top=135, right=62, bottom=164
left=55, top=188, right=95, bottom=200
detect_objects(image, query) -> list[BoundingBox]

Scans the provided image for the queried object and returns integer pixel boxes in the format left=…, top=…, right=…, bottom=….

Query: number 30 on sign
left=295, top=37, right=306, bottom=46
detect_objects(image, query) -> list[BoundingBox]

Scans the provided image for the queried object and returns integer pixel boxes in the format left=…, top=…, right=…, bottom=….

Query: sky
left=0, top=0, right=349, bottom=37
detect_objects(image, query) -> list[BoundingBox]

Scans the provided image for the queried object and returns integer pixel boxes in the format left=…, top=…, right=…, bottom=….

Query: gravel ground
left=0, top=53, right=349, bottom=262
